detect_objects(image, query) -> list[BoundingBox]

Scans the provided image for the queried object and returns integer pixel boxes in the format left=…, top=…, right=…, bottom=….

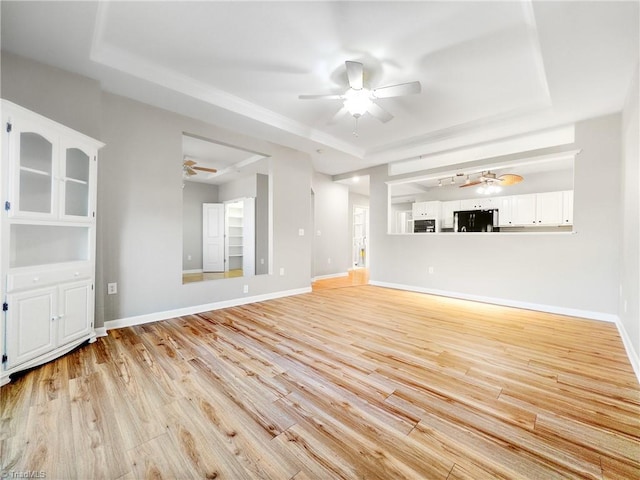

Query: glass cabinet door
left=62, top=147, right=91, bottom=219
left=17, top=131, right=54, bottom=216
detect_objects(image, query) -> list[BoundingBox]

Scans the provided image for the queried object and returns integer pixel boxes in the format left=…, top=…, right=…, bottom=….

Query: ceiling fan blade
left=193, top=166, right=218, bottom=173
left=298, top=94, right=343, bottom=100
left=498, top=174, right=523, bottom=186
left=367, top=102, right=394, bottom=123
left=459, top=180, right=483, bottom=188
left=373, top=81, right=422, bottom=99
left=183, top=159, right=197, bottom=167
left=186, top=167, right=197, bottom=176
left=345, top=61, right=363, bottom=90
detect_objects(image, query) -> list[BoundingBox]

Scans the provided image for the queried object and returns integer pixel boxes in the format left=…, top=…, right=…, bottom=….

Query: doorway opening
left=352, top=205, right=369, bottom=269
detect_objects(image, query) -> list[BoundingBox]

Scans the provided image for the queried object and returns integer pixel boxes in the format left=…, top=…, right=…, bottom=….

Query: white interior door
left=202, top=203, right=224, bottom=272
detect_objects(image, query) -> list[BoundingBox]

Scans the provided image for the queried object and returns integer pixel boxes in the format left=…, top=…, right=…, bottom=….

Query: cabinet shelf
left=65, top=177, right=88, bottom=185
left=20, top=166, right=51, bottom=177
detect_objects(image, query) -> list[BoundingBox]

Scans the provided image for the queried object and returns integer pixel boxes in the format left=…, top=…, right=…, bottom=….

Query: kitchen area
left=389, top=154, right=577, bottom=234
left=396, top=190, right=574, bottom=234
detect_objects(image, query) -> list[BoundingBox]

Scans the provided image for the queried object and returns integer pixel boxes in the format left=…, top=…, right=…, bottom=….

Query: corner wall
left=311, top=172, right=350, bottom=278
left=620, top=64, right=640, bottom=376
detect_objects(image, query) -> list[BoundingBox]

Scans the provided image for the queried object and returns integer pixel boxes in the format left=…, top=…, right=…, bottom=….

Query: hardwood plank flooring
left=312, top=268, right=369, bottom=290
left=1, top=285, right=639, bottom=479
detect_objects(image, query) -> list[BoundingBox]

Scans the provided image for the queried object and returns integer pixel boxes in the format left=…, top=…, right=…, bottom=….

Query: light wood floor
left=312, top=268, right=370, bottom=291
left=1, top=285, right=639, bottom=479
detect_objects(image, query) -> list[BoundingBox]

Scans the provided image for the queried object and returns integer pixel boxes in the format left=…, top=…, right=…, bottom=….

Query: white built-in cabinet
left=432, top=190, right=574, bottom=230
left=460, top=198, right=495, bottom=210
left=1, top=100, right=103, bottom=386
left=412, top=200, right=441, bottom=219
left=561, top=190, right=574, bottom=225
left=508, top=191, right=568, bottom=226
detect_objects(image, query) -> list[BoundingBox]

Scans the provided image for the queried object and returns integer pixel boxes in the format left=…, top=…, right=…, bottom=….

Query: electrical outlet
left=280, top=267, right=285, bottom=276
left=298, top=228, right=305, bottom=236
left=243, top=285, right=249, bottom=294
left=187, top=254, right=192, bottom=261
left=328, top=258, right=332, bottom=264
left=107, top=282, right=118, bottom=295
left=260, top=258, right=265, bottom=265
left=428, top=266, right=434, bottom=274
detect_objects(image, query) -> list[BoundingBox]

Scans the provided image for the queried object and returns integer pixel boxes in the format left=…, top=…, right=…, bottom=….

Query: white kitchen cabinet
left=535, top=191, right=563, bottom=225
left=1, top=100, right=103, bottom=385
left=460, top=198, right=495, bottom=210
left=412, top=201, right=440, bottom=219
left=510, top=191, right=568, bottom=227
left=440, top=200, right=460, bottom=229
left=495, top=196, right=514, bottom=227
left=562, top=190, right=574, bottom=225
left=511, top=194, right=538, bottom=226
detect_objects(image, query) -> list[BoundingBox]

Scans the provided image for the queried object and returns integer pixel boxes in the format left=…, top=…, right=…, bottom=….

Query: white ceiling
left=1, top=1, right=638, bottom=176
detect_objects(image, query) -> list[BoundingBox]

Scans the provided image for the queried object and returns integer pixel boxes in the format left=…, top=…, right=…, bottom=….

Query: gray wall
left=311, top=172, right=350, bottom=278
left=182, top=181, right=219, bottom=272
left=99, top=93, right=312, bottom=325
left=256, top=173, right=269, bottom=275
left=0, top=52, right=102, bottom=139
left=621, top=65, right=639, bottom=365
left=370, top=114, right=623, bottom=317
left=218, top=174, right=257, bottom=202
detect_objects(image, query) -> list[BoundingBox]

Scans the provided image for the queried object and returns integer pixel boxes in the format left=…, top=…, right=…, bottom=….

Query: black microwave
left=414, top=219, right=437, bottom=233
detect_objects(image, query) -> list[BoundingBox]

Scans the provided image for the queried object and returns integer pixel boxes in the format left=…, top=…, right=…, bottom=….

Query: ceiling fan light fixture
left=343, top=88, right=373, bottom=117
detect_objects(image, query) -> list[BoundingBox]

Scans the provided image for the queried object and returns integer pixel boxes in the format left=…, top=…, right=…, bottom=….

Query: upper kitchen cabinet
left=4, top=101, right=98, bottom=222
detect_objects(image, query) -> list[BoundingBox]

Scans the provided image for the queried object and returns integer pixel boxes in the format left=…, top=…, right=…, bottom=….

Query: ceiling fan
left=183, top=158, right=217, bottom=177
left=299, top=61, right=421, bottom=133
left=459, top=171, right=523, bottom=188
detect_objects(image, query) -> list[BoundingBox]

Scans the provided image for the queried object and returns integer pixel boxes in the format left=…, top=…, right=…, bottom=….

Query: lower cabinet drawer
left=7, top=266, right=92, bottom=291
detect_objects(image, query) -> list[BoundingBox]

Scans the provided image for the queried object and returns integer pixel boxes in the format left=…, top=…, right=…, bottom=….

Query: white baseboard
left=94, top=327, right=107, bottom=338
left=312, top=272, right=349, bottom=282
left=104, top=287, right=311, bottom=331
left=614, top=318, right=640, bottom=384
left=183, top=269, right=203, bottom=274
left=370, top=280, right=640, bottom=384
left=370, top=280, right=618, bottom=322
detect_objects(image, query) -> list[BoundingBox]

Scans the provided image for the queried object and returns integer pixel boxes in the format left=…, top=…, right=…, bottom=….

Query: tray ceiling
left=1, top=1, right=638, bottom=175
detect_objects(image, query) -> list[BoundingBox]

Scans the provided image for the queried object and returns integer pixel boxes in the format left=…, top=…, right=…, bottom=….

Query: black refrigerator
left=453, top=209, right=499, bottom=232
